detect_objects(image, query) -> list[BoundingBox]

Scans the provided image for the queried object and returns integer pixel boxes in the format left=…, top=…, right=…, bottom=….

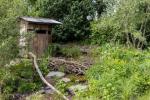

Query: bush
left=61, top=46, right=81, bottom=58
left=0, top=59, right=48, bottom=99
left=91, top=17, right=122, bottom=45
left=91, top=0, right=150, bottom=48
left=78, top=44, right=150, bottom=99
left=45, top=44, right=81, bottom=58
left=45, top=43, right=62, bottom=57
left=36, top=0, right=97, bottom=42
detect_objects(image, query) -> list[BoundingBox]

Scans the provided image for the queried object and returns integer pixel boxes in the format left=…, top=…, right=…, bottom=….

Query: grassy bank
left=76, top=44, right=150, bottom=99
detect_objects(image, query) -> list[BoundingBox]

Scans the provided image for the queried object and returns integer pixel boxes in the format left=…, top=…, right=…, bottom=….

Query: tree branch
left=28, top=52, right=69, bottom=100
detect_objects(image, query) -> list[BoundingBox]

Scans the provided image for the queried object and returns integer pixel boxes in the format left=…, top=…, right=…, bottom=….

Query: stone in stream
left=45, top=71, right=65, bottom=85
left=68, top=84, right=88, bottom=93
left=43, top=87, right=55, bottom=94
left=61, top=77, right=71, bottom=83
left=46, top=71, right=65, bottom=78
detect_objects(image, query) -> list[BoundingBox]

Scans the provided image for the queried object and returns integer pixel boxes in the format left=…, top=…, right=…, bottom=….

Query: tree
left=33, top=0, right=106, bottom=42
left=0, top=0, right=28, bottom=66
left=91, top=0, right=150, bottom=49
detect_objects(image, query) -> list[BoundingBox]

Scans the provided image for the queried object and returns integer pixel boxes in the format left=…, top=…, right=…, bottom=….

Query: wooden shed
left=19, top=16, right=62, bottom=57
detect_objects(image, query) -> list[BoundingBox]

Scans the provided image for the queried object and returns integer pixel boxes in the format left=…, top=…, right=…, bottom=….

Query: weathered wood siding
left=19, top=17, right=52, bottom=57
left=28, top=23, right=52, bottom=57
left=19, top=20, right=28, bottom=57
left=32, top=34, right=48, bottom=57
left=19, top=19, right=53, bottom=57
left=28, top=23, right=49, bottom=30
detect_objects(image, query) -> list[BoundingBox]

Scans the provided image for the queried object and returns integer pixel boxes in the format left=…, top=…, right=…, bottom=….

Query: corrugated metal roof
left=20, top=16, right=62, bottom=24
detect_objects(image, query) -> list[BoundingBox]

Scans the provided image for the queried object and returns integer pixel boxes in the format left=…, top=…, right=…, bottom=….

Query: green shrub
left=45, top=44, right=81, bottom=58
left=91, top=0, right=150, bottom=48
left=45, top=43, right=61, bottom=57
left=78, top=44, right=150, bottom=99
left=55, top=81, right=68, bottom=93
left=0, top=60, right=45, bottom=99
left=38, top=58, right=50, bottom=76
left=61, top=46, right=81, bottom=58
left=91, top=17, right=122, bottom=45
left=18, top=82, right=38, bottom=94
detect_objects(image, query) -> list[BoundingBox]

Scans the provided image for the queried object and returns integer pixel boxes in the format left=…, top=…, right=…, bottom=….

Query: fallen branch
left=29, top=52, right=69, bottom=100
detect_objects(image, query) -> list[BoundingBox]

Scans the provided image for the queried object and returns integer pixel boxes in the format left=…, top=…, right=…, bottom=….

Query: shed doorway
left=32, top=30, right=49, bottom=57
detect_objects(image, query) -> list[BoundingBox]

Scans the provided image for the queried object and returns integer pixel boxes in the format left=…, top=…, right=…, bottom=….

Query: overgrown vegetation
left=1, top=0, right=150, bottom=100
left=32, top=0, right=106, bottom=42
left=0, top=0, right=28, bottom=67
left=0, top=59, right=50, bottom=99
left=91, top=0, right=150, bottom=49
left=76, top=44, right=150, bottom=99
left=46, top=44, right=81, bottom=58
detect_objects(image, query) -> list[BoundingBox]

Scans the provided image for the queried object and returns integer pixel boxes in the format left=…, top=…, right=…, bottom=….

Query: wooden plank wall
left=28, top=23, right=52, bottom=57
left=19, top=20, right=53, bottom=57
left=19, top=20, right=28, bottom=57
left=32, top=33, right=49, bottom=57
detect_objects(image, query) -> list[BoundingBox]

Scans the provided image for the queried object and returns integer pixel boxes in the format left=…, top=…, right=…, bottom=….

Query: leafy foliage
left=45, top=43, right=62, bottom=57
left=91, top=0, right=150, bottom=48
left=0, top=37, right=19, bottom=67
left=1, top=0, right=150, bottom=99
left=46, top=44, right=81, bottom=58
left=0, top=0, right=28, bottom=67
left=34, top=0, right=105, bottom=42
left=61, top=46, right=81, bottom=58
left=79, top=44, right=150, bottom=99
left=0, top=0, right=27, bottom=41
left=0, top=58, right=50, bottom=99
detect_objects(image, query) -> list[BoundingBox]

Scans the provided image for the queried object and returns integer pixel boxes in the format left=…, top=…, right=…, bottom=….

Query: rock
left=68, top=84, right=88, bottom=92
left=44, top=87, right=54, bottom=94
left=13, top=93, right=23, bottom=100
left=61, top=77, right=71, bottom=83
left=46, top=71, right=65, bottom=78
left=45, top=71, right=65, bottom=85
left=66, top=89, right=75, bottom=96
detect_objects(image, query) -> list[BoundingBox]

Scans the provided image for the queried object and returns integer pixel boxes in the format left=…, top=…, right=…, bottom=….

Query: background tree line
left=0, top=0, right=106, bottom=66
left=92, top=0, right=150, bottom=49
left=0, top=0, right=150, bottom=67
left=30, top=0, right=106, bottom=42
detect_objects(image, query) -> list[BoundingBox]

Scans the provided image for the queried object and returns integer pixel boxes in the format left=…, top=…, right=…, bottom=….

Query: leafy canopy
left=91, top=0, right=150, bottom=48
left=33, top=0, right=106, bottom=42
